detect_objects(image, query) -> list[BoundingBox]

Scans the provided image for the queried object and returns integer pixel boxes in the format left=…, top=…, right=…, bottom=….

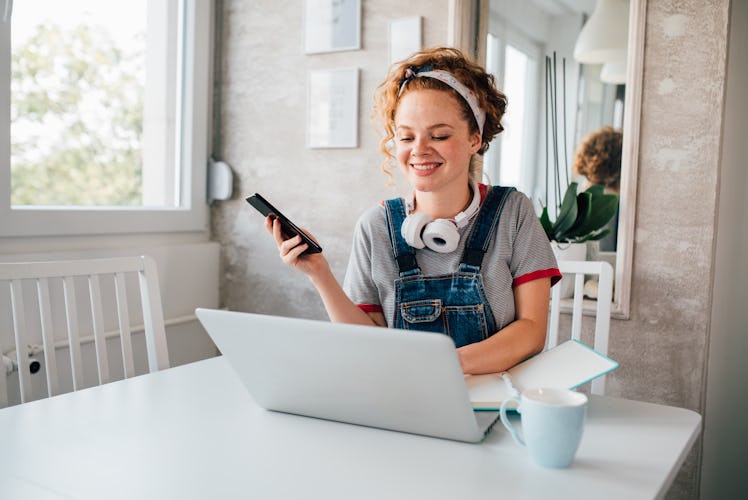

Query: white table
left=0, top=357, right=701, bottom=500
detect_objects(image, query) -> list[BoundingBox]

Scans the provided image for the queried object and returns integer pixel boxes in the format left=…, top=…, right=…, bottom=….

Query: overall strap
left=460, top=186, right=515, bottom=271
left=383, top=198, right=421, bottom=276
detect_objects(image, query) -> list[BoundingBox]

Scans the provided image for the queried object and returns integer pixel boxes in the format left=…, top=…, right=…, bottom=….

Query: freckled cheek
left=395, top=145, right=411, bottom=166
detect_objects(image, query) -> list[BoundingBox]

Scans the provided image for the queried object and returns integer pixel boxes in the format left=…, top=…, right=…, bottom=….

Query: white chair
left=548, top=260, right=614, bottom=395
left=0, top=255, right=169, bottom=407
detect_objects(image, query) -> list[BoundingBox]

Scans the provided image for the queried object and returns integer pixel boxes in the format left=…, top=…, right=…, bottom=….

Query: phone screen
left=246, top=193, right=323, bottom=254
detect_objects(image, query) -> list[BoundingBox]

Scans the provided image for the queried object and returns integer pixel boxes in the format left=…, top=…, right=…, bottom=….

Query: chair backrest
left=548, top=260, right=613, bottom=395
left=0, top=255, right=169, bottom=407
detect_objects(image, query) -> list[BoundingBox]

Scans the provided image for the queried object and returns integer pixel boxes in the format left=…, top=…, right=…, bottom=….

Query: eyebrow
left=395, top=123, right=455, bottom=131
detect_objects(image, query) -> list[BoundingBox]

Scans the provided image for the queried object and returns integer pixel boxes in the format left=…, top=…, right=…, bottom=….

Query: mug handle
left=500, top=396, right=525, bottom=447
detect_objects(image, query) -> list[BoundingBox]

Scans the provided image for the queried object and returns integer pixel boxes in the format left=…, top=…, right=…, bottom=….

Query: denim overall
left=384, top=186, right=515, bottom=348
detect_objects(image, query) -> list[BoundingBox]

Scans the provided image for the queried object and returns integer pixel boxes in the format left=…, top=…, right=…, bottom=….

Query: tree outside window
left=11, top=6, right=146, bottom=206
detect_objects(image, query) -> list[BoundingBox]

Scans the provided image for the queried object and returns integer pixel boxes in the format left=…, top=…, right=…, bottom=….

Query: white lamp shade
left=574, top=0, right=629, bottom=64
left=600, top=59, right=627, bottom=84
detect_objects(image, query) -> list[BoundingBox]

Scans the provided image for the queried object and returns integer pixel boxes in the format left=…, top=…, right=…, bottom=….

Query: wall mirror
left=467, top=0, right=644, bottom=319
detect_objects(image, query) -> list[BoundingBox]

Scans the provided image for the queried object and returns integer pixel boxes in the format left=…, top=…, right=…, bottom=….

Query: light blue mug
left=499, top=387, right=588, bottom=468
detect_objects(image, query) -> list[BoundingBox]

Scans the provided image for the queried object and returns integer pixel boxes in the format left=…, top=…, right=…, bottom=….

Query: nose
left=411, top=136, right=430, bottom=156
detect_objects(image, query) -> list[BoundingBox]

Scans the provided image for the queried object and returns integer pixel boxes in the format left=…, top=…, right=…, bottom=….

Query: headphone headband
left=454, top=179, right=481, bottom=228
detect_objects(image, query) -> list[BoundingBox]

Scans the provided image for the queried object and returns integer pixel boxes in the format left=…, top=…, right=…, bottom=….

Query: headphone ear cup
left=401, top=212, right=432, bottom=249
left=421, top=219, right=460, bottom=253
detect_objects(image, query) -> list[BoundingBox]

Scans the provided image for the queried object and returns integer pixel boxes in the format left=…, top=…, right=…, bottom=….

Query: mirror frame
left=613, top=0, right=646, bottom=319
left=452, top=0, right=646, bottom=319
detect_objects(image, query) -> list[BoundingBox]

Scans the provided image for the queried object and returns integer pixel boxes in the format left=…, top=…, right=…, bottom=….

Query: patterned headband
left=398, top=66, right=486, bottom=136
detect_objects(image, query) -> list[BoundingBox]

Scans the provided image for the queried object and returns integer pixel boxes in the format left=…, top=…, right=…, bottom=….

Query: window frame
left=0, top=0, right=212, bottom=237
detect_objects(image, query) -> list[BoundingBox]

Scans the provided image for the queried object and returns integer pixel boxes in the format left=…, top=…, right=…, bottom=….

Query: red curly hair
left=572, top=126, right=622, bottom=192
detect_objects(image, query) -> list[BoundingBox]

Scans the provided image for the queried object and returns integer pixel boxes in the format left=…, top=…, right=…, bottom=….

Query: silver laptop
left=195, top=308, right=500, bottom=443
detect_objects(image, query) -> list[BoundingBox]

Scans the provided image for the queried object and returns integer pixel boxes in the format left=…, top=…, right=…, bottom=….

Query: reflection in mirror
left=484, top=0, right=623, bottom=214
left=481, top=0, right=641, bottom=318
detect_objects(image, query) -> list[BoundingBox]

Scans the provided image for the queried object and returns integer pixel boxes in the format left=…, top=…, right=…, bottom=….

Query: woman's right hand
left=264, top=215, right=382, bottom=328
left=265, top=216, right=330, bottom=278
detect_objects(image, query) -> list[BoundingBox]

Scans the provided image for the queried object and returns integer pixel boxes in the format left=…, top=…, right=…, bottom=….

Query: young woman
left=267, top=47, right=560, bottom=374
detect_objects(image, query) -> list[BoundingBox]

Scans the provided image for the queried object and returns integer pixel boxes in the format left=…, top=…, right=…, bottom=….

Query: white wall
left=701, top=0, right=748, bottom=497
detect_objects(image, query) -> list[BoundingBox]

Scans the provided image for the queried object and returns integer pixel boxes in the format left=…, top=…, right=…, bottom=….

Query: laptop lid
left=195, top=308, right=496, bottom=443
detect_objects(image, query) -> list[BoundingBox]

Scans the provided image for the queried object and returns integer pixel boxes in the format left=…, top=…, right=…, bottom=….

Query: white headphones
left=401, top=180, right=481, bottom=253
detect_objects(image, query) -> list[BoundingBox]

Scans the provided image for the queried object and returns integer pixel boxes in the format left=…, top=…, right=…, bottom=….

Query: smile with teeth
left=411, top=163, right=441, bottom=170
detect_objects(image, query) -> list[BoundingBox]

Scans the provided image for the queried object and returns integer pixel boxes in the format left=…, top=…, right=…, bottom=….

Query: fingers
left=264, top=215, right=275, bottom=235
left=280, top=240, right=309, bottom=266
left=265, top=215, right=286, bottom=244
left=269, top=218, right=308, bottom=264
left=279, top=235, right=309, bottom=267
left=278, top=233, right=302, bottom=254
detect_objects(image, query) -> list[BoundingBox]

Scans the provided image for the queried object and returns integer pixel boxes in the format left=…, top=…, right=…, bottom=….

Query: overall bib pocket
left=398, top=297, right=490, bottom=346
left=399, top=299, right=443, bottom=324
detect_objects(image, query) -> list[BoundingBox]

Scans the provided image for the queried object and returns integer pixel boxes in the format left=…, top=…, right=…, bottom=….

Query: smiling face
left=394, top=89, right=482, bottom=197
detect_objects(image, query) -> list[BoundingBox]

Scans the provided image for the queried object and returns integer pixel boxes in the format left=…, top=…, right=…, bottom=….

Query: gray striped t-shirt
left=342, top=187, right=561, bottom=331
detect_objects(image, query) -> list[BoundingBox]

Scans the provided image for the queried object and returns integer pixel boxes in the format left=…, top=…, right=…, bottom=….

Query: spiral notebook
left=466, top=340, right=618, bottom=410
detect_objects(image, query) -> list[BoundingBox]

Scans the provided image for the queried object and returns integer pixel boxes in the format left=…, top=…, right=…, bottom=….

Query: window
left=0, top=0, right=212, bottom=236
left=484, top=29, right=541, bottom=200
left=496, top=44, right=529, bottom=188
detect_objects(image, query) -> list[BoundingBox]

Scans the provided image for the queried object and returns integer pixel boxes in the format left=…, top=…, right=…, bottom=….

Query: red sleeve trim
left=357, top=304, right=383, bottom=314
left=513, top=268, right=563, bottom=288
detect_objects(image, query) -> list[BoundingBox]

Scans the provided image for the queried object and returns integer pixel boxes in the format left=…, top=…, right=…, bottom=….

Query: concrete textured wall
left=212, top=1, right=731, bottom=498
left=608, top=2, right=729, bottom=498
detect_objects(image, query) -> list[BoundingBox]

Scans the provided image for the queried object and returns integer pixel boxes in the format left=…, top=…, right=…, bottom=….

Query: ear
left=469, top=132, right=482, bottom=154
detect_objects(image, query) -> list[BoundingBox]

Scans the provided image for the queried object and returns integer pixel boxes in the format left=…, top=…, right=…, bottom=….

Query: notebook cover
left=466, top=340, right=619, bottom=410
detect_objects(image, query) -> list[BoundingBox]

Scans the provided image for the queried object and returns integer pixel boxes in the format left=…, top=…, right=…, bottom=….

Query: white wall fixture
left=573, top=0, right=629, bottom=64
left=307, top=68, right=359, bottom=149
left=208, top=158, right=233, bottom=204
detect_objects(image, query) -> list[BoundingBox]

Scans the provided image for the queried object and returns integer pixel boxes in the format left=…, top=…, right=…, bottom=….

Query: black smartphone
left=246, top=193, right=323, bottom=254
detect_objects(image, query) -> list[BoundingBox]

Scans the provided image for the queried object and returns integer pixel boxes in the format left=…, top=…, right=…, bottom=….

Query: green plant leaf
left=572, top=193, right=619, bottom=237
left=585, top=184, right=605, bottom=198
left=551, top=182, right=579, bottom=238
left=566, top=191, right=592, bottom=237
left=539, top=206, right=554, bottom=240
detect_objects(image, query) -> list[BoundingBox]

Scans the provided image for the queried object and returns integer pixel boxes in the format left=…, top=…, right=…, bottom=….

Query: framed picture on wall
left=389, top=16, right=422, bottom=64
left=307, top=68, right=359, bottom=149
left=304, top=0, right=361, bottom=54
